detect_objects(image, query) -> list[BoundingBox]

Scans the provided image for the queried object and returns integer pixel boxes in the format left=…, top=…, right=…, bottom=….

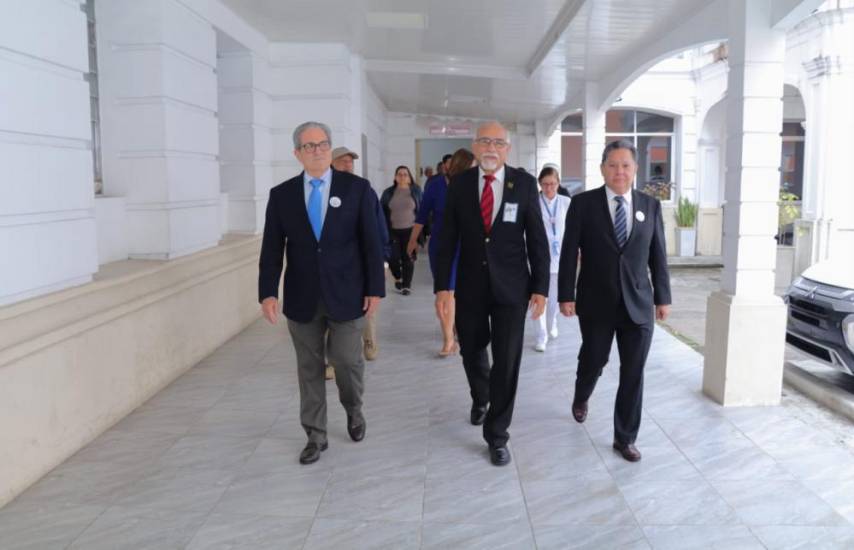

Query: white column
left=582, top=83, right=606, bottom=190
left=217, top=48, right=273, bottom=234
left=269, top=43, right=361, bottom=183
left=703, top=0, right=788, bottom=406
left=0, top=0, right=97, bottom=305
left=798, top=16, right=854, bottom=267
left=97, top=0, right=221, bottom=259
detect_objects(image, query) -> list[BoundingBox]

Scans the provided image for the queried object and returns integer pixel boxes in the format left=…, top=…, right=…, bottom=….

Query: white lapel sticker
left=635, top=210, right=645, bottom=222
left=329, top=196, right=342, bottom=208
left=503, top=203, right=518, bottom=223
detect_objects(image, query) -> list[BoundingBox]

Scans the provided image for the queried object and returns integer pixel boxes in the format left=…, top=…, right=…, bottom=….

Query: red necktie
left=481, top=174, right=495, bottom=234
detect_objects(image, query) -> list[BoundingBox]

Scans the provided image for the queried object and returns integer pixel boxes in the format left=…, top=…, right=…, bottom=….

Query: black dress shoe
left=299, top=441, right=328, bottom=464
left=613, top=441, right=642, bottom=462
left=470, top=404, right=487, bottom=426
left=489, top=445, right=511, bottom=466
left=572, top=401, right=588, bottom=423
left=347, top=415, right=365, bottom=442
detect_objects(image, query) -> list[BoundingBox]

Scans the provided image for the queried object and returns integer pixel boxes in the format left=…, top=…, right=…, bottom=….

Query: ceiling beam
left=364, top=58, right=528, bottom=80
left=771, top=0, right=824, bottom=30
left=524, top=0, right=587, bottom=76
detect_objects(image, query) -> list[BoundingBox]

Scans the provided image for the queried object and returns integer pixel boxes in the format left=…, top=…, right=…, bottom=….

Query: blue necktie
left=308, top=178, right=324, bottom=240
left=614, top=196, right=627, bottom=248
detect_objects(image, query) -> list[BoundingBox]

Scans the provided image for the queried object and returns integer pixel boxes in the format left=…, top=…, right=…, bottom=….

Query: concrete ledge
left=0, top=235, right=262, bottom=507
left=784, top=360, right=854, bottom=423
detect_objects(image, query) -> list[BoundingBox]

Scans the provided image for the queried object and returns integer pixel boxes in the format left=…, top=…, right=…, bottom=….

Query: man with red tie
left=435, top=121, right=550, bottom=466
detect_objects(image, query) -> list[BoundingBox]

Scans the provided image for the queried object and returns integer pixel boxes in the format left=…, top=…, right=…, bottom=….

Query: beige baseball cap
left=331, top=146, right=359, bottom=161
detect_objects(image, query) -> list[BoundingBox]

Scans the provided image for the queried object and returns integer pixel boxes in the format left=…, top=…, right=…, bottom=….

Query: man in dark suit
left=435, top=121, right=550, bottom=466
left=558, top=140, right=671, bottom=462
left=259, top=121, right=384, bottom=465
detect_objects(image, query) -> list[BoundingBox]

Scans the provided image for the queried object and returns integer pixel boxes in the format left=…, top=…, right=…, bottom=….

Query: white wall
left=0, top=0, right=98, bottom=306
left=217, top=37, right=274, bottom=234
left=97, top=0, right=222, bottom=260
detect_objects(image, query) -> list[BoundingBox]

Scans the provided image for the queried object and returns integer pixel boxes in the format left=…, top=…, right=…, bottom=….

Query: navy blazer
left=258, top=169, right=385, bottom=323
left=557, top=186, right=671, bottom=325
left=434, top=165, right=550, bottom=306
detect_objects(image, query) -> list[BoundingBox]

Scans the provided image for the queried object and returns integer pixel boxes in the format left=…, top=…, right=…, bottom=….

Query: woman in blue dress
left=407, top=148, right=474, bottom=356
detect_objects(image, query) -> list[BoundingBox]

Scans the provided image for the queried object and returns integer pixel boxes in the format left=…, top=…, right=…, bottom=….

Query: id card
left=502, top=203, right=518, bottom=223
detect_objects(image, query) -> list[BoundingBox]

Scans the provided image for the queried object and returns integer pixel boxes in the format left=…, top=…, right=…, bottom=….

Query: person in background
left=331, top=146, right=389, bottom=363
left=380, top=166, right=422, bottom=295
left=534, top=166, right=571, bottom=352
left=408, top=148, right=475, bottom=356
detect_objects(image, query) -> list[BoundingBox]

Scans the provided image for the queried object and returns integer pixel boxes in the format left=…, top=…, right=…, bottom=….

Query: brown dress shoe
left=363, top=339, right=378, bottom=361
left=613, top=441, right=642, bottom=462
left=325, top=365, right=334, bottom=380
left=572, top=401, right=588, bottom=423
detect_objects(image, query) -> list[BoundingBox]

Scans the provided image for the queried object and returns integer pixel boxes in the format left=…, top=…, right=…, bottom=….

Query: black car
left=784, top=259, right=854, bottom=375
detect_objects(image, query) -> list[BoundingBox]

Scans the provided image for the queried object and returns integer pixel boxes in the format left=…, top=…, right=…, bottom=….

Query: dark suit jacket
left=557, top=186, right=671, bottom=325
left=258, top=169, right=385, bottom=323
left=435, top=165, right=550, bottom=306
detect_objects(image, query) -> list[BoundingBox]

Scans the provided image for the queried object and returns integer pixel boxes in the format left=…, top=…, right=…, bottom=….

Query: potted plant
left=675, top=196, right=698, bottom=257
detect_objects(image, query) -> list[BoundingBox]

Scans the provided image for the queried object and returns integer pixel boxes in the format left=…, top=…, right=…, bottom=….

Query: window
left=84, top=0, right=102, bottom=194
left=604, top=109, right=675, bottom=201
left=559, top=114, right=584, bottom=195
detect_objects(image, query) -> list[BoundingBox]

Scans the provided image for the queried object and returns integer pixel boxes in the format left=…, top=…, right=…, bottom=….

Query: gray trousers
left=287, top=302, right=366, bottom=445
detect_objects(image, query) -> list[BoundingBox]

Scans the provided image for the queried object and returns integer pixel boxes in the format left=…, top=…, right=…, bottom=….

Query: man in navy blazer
left=558, top=140, right=671, bottom=462
left=259, top=121, right=384, bottom=465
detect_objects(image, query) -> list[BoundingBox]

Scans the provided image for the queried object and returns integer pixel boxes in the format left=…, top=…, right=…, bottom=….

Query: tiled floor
left=2, top=265, right=854, bottom=549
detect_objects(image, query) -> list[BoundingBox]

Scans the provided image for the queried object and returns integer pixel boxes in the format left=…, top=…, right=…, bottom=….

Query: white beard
left=480, top=156, right=499, bottom=171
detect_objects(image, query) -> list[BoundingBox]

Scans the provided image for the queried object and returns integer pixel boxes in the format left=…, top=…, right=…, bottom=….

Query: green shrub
left=675, top=196, right=698, bottom=228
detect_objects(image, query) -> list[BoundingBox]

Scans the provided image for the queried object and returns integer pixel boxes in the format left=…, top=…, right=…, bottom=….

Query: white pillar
left=97, top=0, right=221, bottom=259
left=703, top=0, right=788, bottom=406
left=217, top=47, right=273, bottom=234
left=269, top=43, right=362, bottom=184
left=0, top=0, right=98, bottom=305
left=582, top=83, right=606, bottom=190
left=795, top=8, right=854, bottom=269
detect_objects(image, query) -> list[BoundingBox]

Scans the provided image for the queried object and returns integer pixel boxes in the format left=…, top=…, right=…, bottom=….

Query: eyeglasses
left=474, top=137, right=509, bottom=149
left=299, top=140, right=331, bottom=153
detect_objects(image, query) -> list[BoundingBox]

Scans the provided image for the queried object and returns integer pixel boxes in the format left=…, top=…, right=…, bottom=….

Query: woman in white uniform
left=535, top=166, right=571, bottom=352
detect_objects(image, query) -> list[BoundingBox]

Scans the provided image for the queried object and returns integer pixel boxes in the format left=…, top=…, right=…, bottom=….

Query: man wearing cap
left=331, top=146, right=389, bottom=362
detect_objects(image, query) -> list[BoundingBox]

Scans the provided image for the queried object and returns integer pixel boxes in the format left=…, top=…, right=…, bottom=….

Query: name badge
left=503, top=203, right=518, bottom=223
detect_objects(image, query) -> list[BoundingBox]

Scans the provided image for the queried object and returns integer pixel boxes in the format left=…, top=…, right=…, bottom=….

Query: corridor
left=1, top=265, right=853, bottom=549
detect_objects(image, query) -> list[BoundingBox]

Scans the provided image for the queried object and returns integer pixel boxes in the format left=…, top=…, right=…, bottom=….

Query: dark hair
left=393, top=165, right=415, bottom=186
left=442, top=154, right=453, bottom=163
left=538, top=166, right=560, bottom=182
left=601, top=140, right=637, bottom=164
left=446, top=148, right=475, bottom=179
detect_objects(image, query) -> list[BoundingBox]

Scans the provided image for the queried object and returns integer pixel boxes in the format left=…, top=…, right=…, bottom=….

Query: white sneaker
left=534, top=341, right=547, bottom=352
left=549, top=327, right=559, bottom=339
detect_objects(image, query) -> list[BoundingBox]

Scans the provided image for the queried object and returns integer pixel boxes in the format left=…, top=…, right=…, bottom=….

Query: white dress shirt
left=604, top=185, right=633, bottom=238
left=477, top=165, right=505, bottom=224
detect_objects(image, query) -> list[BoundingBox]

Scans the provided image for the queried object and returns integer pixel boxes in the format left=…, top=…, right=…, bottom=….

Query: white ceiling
left=221, top=0, right=718, bottom=123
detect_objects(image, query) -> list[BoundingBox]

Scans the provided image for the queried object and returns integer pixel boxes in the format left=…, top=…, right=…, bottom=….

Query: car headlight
left=844, top=314, right=854, bottom=353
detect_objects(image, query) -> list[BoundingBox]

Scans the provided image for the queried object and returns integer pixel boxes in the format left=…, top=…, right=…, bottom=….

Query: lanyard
left=540, top=193, right=558, bottom=238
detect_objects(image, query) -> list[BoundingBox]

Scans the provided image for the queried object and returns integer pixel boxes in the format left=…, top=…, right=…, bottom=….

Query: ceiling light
left=366, top=12, right=427, bottom=30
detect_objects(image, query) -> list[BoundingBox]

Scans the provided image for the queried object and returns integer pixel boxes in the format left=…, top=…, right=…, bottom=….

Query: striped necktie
left=481, top=174, right=495, bottom=234
left=614, top=195, right=627, bottom=248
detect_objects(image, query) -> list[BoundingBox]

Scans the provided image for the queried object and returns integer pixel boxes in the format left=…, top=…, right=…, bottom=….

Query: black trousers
left=456, top=298, right=527, bottom=447
left=575, top=301, right=653, bottom=444
left=389, top=227, right=414, bottom=288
